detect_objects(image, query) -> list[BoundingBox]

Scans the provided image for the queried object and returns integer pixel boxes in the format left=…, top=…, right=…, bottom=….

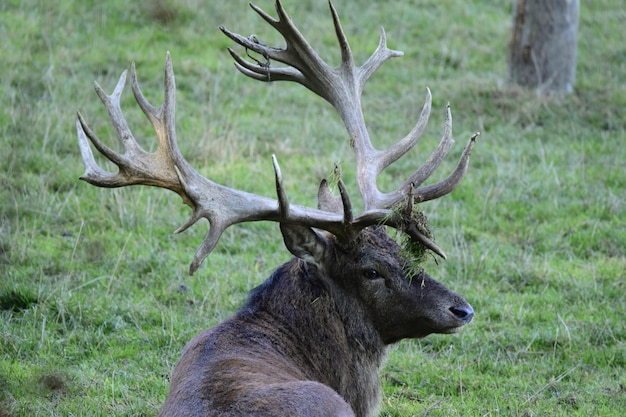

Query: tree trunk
left=508, top=0, right=579, bottom=96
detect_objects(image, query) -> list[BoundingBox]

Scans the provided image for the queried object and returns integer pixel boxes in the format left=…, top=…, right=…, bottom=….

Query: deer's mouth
left=426, top=304, right=474, bottom=335
left=438, top=324, right=468, bottom=334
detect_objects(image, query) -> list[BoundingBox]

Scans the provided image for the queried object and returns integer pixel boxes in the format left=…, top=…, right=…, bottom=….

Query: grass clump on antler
left=400, top=205, right=433, bottom=267
left=384, top=200, right=434, bottom=273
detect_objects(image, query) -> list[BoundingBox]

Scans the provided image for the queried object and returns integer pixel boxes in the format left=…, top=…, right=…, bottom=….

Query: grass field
left=1, top=0, right=625, bottom=416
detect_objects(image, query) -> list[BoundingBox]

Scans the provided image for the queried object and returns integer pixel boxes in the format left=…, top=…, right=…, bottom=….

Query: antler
left=78, top=53, right=344, bottom=274
left=220, top=0, right=479, bottom=250
left=77, top=0, right=478, bottom=274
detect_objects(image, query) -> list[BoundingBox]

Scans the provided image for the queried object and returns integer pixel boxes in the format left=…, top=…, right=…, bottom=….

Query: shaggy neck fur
left=240, top=258, right=387, bottom=417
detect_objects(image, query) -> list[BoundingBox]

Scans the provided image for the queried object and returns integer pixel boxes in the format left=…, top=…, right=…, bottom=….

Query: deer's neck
left=240, top=259, right=386, bottom=417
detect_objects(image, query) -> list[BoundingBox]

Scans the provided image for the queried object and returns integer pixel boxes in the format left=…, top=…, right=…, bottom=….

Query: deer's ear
left=280, top=223, right=329, bottom=267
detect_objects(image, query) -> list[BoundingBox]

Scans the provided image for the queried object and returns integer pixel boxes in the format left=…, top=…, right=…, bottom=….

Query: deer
left=76, top=1, right=479, bottom=416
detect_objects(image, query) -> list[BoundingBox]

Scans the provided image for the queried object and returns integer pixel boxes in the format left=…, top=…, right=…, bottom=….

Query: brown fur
left=160, top=227, right=473, bottom=417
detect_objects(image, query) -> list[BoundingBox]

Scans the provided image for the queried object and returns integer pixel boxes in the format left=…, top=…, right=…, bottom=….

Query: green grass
left=1, top=0, right=625, bottom=416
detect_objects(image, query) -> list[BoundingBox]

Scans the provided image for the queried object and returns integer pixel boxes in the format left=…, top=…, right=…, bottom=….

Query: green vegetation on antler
left=398, top=203, right=433, bottom=269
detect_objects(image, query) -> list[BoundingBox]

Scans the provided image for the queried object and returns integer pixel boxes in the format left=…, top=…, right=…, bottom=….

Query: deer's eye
left=364, top=268, right=382, bottom=280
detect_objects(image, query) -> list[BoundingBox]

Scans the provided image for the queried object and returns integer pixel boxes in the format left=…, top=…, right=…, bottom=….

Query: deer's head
left=280, top=220, right=473, bottom=345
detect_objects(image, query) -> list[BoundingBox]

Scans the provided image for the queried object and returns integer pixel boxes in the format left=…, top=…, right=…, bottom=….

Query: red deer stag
left=76, top=1, right=479, bottom=416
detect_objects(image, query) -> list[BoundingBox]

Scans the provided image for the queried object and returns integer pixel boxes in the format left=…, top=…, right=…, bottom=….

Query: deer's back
left=159, top=271, right=360, bottom=417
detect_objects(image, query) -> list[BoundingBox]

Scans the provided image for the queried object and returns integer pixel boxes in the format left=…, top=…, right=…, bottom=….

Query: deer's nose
left=449, top=305, right=474, bottom=323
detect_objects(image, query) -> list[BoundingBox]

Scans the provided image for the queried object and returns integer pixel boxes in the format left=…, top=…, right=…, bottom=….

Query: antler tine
left=371, top=88, right=433, bottom=179
left=77, top=112, right=124, bottom=186
left=405, top=103, right=455, bottom=190
left=327, top=0, right=354, bottom=77
left=189, top=220, right=228, bottom=275
left=358, top=27, right=404, bottom=90
left=272, top=155, right=290, bottom=217
left=225, top=47, right=304, bottom=84
left=412, top=131, right=480, bottom=203
left=317, top=179, right=343, bottom=214
left=337, top=177, right=354, bottom=226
